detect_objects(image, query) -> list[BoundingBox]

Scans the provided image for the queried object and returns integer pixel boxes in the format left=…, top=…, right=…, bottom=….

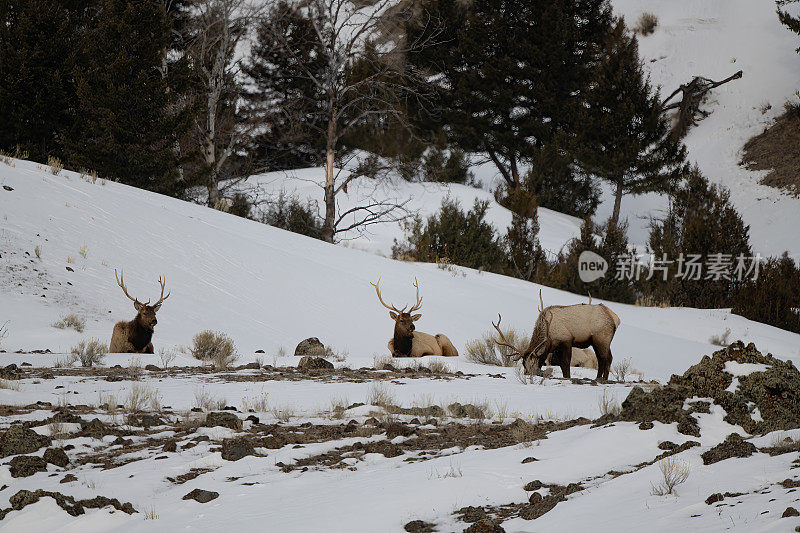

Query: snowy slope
left=1, top=160, right=798, bottom=379
left=607, top=0, right=800, bottom=256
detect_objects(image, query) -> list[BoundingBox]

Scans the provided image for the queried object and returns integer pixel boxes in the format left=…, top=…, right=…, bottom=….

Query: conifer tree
left=63, top=0, right=188, bottom=191
left=579, top=19, right=686, bottom=226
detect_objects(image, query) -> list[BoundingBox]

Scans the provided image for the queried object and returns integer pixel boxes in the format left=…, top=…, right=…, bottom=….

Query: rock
left=206, top=411, right=242, bottom=430
left=463, top=518, right=505, bottom=533
left=297, top=356, right=334, bottom=371
left=294, top=337, right=325, bottom=356
left=456, top=506, right=486, bottom=523
left=404, top=520, right=437, bottom=532
left=246, top=415, right=260, bottom=424
left=783, top=507, right=800, bottom=518
left=60, top=474, right=78, bottom=484
left=3, top=185, right=13, bottom=191
left=528, top=492, right=543, bottom=504
left=619, top=342, right=800, bottom=435
left=80, top=418, right=108, bottom=438
left=237, top=362, right=261, bottom=370
left=521, top=457, right=538, bottom=464
left=128, top=413, right=164, bottom=427
left=705, top=493, right=724, bottom=505
left=385, top=423, right=413, bottom=439
left=365, top=440, right=403, bottom=458
left=701, top=433, right=757, bottom=465
left=221, top=437, right=255, bottom=461
left=182, top=488, right=219, bottom=503
left=8, top=489, right=135, bottom=516
left=638, top=421, right=654, bottom=430
left=523, top=480, right=543, bottom=491
left=144, top=364, right=161, bottom=371
left=43, top=447, right=69, bottom=467
left=0, top=425, right=51, bottom=457
left=0, top=364, right=21, bottom=380
left=9, top=455, right=48, bottom=477
left=255, top=349, right=265, bottom=353
left=364, top=417, right=380, bottom=426
left=162, top=439, right=177, bottom=452
left=657, top=441, right=678, bottom=451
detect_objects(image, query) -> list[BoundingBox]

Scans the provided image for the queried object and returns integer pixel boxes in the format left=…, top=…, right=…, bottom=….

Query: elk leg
left=558, top=344, right=571, bottom=379
left=592, top=342, right=610, bottom=382
left=144, top=343, right=154, bottom=354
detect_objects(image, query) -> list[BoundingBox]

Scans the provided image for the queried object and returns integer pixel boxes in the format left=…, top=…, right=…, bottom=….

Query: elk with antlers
left=371, top=277, right=458, bottom=357
left=109, top=270, right=170, bottom=354
left=492, top=290, right=620, bottom=381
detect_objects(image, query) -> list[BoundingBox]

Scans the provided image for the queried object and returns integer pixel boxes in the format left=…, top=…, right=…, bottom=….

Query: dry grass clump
left=270, top=405, right=296, bottom=422
left=366, top=381, right=396, bottom=408
left=329, top=395, right=350, bottom=419
left=323, top=345, right=348, bottom=363
left=373, top=354, right=394, bottom=370
left=651, top=457, right=691, bottom=495
left=71, top=339, right=107, bottom=367
left=159, top=348, right=176, bottom=369
left=709, top=328, right=731, bottom=347
left=610, top=357, right=632, bottom=382
left=0, top=321, right=8, bottom=348
left=53, top=313, right=86, bottom=333
left=127, top=357, right=143, bottom=380
left=635, top=12, right=658, bottom=35
left=194, top=387, right=226, bottom=412
left=0, top=379, right=21, bottom=391
left=34, top=245, right=41, bottom=259
left=54, top=353, right=79, bottom=368
left=191, top=330, right=239, bottom=369
left=597, top=389, right=621, bottom=416
left=125, top=383, right=160, bottom=412
left=241, top=392, right=270, bottom=412
left=464, top=328, right=526, bottom=366
left=47, top=155, right=64, bottom=175
left=426, top=359, right=451, bottom=374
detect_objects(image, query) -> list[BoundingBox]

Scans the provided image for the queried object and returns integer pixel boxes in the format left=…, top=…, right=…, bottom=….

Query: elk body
left=371, top=278, right=458, bottom=357
left=109, top=270, right=170, bottom=354
left=494, top=290, right=620, bottom=381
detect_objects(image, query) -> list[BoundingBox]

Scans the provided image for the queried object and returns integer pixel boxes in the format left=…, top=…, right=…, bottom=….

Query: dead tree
left=661, top=70, right=743, bottom=138
left=187, top=0, right=261, bottom=207
left=256, top=0, right=433, bottom=243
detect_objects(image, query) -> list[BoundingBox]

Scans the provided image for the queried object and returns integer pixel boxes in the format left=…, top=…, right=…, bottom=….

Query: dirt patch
left=741, top=109, right=800, bottom=196
left=283, top=418, right=589, bottom=472
left=612, top=342, right=800, bottom=435
left=452, top=482, right=584, bottom=525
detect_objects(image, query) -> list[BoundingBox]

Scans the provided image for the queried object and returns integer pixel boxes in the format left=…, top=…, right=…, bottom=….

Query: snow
left=1, top=0, right=800, bottom=530
left=724, top=361, right=771, bottom=377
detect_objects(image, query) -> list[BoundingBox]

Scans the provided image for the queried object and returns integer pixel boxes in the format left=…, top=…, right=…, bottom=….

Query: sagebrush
left=191, top=330, right=238, bottom=369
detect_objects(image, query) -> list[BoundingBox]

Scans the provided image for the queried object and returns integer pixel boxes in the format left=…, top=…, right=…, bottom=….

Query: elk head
left=115, top=269, right=170, bottom=330
left=371, top=277, right=423, bottom=339
left=492, top=290, right=551, bottom=375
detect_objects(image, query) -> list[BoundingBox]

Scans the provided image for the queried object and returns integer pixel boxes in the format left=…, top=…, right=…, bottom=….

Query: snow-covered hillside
left=1, top=160, right=798, bottom=379
left=240, top=0, right=800, bottom=260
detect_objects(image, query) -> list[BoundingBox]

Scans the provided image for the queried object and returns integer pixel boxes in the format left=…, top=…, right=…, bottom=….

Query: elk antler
left=538, top=289, right=544, bottom=312
left=408, top=277, right=423, bottom=313
left=115, top=269, right=143, bottom=305
left=587, top=292, right=592, bottom=305
left=492, top=314, right=525, bottom=361
left=370, top=277, right=402, bottom=314
left=153, top=275, right=170, bottom=307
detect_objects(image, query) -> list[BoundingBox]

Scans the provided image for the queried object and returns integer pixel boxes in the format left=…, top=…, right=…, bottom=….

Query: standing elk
left=371, top=277, right=458, bottom=357
left=493, top=290, right=620, bottom=381
left=109, top=270, right=170, bottom=354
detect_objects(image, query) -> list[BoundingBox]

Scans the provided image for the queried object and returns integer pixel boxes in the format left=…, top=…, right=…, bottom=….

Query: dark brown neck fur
left=393, top=324, right=413, bottom=356
left=130, top=317, right=154, bottom=351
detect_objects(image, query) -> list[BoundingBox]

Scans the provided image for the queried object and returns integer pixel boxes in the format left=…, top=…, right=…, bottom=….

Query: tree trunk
left=610, top=177, right=623, bottom=227
left=321, top=112, right=337, bottom=243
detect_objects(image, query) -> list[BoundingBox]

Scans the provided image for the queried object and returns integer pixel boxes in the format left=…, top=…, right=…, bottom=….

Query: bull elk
left=109, top=269, right=170, bottom=354
left=371, top=277, right=458, bottom=357
left=493, top=290, right=620, bottom=381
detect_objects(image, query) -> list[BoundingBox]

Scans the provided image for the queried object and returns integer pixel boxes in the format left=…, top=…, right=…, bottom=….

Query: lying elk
left=493, top=290, right=620, bottom=381
left=109, top=270, right=170, bottom=354
left=371, top=277, right=458, bottom=357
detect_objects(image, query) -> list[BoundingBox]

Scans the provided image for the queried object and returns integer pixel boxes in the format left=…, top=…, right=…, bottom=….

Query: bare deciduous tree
left=257, top=0, right=432, bottom=242
left=188, top=0, right=260, bottom=206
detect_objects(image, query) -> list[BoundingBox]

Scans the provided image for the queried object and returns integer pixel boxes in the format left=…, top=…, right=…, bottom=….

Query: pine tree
left=521, top=144, right=599, bottom=218
left=0, top=1, right=85, bottom=160
left=646, top=166, right=752, bottom=308
left=579, top=19, right=686, bottom=226
left=62, top=0, right=188, bottom=191
left=243, top=2, right=328, bottom=171
left=407, top=0, right=612, bottom=192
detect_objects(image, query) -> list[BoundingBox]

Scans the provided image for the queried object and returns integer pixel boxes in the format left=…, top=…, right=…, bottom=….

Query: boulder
left=0, top=425, right=51, bottom=457
left=182, top=489, right=219, bottom=503
left=294, top=337, right=325, bottom=356
left=9, top=455, right=47, bottom=477
left=205, top=411, right=242, bottom=430
left=297, top=356, right=334, bottom=371
left=221, top=437, right=255, bottom=461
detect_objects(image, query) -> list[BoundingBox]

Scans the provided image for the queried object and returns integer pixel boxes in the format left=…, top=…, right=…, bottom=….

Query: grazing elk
left=371, top=277, right=458, bottom=357
left=493, top=290, right=620, bottom=381
left=109, top=270, right=170, bottom=354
